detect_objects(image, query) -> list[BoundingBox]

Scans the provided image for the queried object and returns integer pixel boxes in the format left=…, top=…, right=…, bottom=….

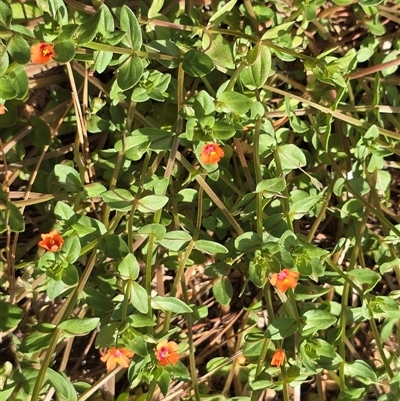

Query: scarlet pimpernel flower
left=269, top=268, right=300, bottom=293
left=200, top=143, right=224, bottom=165
left=31, top=42, right=55, bottom=63
left=100, top=347, right=134, bottom=371
left=271, top=349, right=285, bottom=367
left=38, top=230, right=64, bottom=252
left=156, top=340, right=180, bottom=366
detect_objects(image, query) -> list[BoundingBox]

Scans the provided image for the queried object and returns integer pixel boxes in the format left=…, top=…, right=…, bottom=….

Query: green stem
left=250, top=338, right=270, bottom=401
left=253, top=118, right=263, bottom=237
left=181, top=278, right=201, bottom=401
left=281, top=364, right=290, bottom=401
left=31, top=249, right=98, bottom=401
left=31, top=328, right=62, bottom=401
left=128, top=153, right=150, bottom=252
left=273, top=148, right=293, bottom=232
left=162, top=187, right=203, bottom=334
left=368, top=304, right=394, bottom=378
left=224, top=63, right=246, bottom=92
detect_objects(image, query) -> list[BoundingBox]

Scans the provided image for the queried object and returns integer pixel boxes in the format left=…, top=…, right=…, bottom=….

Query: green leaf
left=19, top=332, right=54, bottom=353
left=138, top=224, right=166, bottom=241
left=202, top=33, right=235, bottom=70
left=152, top=296, right=193, bottom=313
left=117, top=55, right=143, bottom=91
left=58, top=317, right=100, bottom=335
left=276, top=144, right=307, bottom=173
left=212, top=121, right=236, bottom=140
left=77, top=8, right=103, bottom=45
left=208, top=0, right=237, bottom=26
left=344, top=360, right=377, bottom=385
left=300, top=338, right=342, bottom=371
left=131, top=281, right=149, bottom=314
left=120, top=5, right=142, bottom=50
left=85, top=287, right=114, bottom=313
left=148, top=0, right=164, bottom=18
left=302, top=310, right=337, bottom=336
left=11, top=64, right=29, bottom=100
left=53, top=164, right=82, bottom=192
left=93, top=50, right=113, bottom=74
left=380, top=258, right=400, bottom=274
left=360, top=0, right=383, bottom=6
left=83, top=182, right=107, bottom=198
left=261, top=22, right=294, bottom=40
left=7, top=202, right=25, bottom=232
left=256, top=178, right=286, bottom=196
left=115, top=128, right=174, bottom=160
left=234, top=232, right=263, bottom=252
left=183, top=49, right=214, bottom=77
left=0, top=299, right=23, bottom=330
left=193, top=90, right=216, bottom=117
left=102, top=234, right=129, bottom=258
left=347, top=269, right=380, bottom=293
left=265, top=317, right=298, bottom=339
left=46, top=369, right=77, bottom=401
left=118, top=253, right=140, bottom=280
left=54, top=201, right=75, bottom=221
left=8, top=34, right=31, bottom=64
left=95, top=322, right=121, bottom=348
left=47, top=278, right=71, bottom=300
left=155, top=369, right=170, bottom=396
left=62, top=236, right=81, bottom=264
left=137, top=195, right=169, bottom=213
left=240, top=43, right=271, bottom=90
left=63, top=264, right=79, bottom=287
left=217, top=91, right=253, bottom=115
left=289, top=195, right=322, bottom=220
left=31, top=116, right=52, bottom=146
left=129, top=313, right=156, bottom=327
left=0, top=51, right=9, bottom=76
left=54, top=40, right=76, bottom=63
left=195, top=240, right=228, bottom=255
left=101, top=188, right=133, bottom=211
left=147, top=40, right=181, bottom=69
left=213, top=277, right=232, bottom=305
left=0, top=1, right=12, bottom=28
left=0, top=76, right=17, bottom=99
left=159, top=230, right=192, bottom=251
left=125, top=330, right=147, bottom=356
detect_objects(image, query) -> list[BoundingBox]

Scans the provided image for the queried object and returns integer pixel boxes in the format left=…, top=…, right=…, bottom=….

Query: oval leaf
left=58, top=317, right=100, bottom=335
left=151, top=296, right=192, bottom=313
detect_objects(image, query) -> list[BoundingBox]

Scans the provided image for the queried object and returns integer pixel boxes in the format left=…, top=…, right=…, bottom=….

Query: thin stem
left=368, top=309, right=394, bottom=378
left=250, top=338, right=270, bottom=401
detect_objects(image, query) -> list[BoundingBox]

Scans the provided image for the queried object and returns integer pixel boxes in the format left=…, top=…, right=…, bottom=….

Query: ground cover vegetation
left=1, top=0, right=400, bottom=400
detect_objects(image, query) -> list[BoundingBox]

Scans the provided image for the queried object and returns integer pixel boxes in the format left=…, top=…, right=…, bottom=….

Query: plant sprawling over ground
left=1, top=0, right=400, bottom=400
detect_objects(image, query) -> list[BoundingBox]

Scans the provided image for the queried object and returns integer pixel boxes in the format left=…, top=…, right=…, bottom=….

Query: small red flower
left=271, top=349, right=285, bottom=367
left=270, top=268, right=300, bottom=293
left=100, top=347, right=134, bottom=371
left=156, top=340, right=180, bottom=366
left=31, top=42, right=55, bottom=63
left=38, top=230, right=64, bottom=252
left=200, top=143, right=224, bottom=165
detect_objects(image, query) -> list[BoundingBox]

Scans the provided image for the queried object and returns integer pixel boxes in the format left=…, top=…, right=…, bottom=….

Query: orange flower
left=200, top=143, right=224, bottom=164
left=270, top=268, right=299, bottom=293
left=156, top=340, right=180, bottom=366
left=0, top=104, right=6, bottom=115
left=31, top=42, right=55, bottom=63
left=100, top=347, right=134, bottom=371
left=271, top=349, right=285, bottom=367
left=38, top=230, right=64, bottom=252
